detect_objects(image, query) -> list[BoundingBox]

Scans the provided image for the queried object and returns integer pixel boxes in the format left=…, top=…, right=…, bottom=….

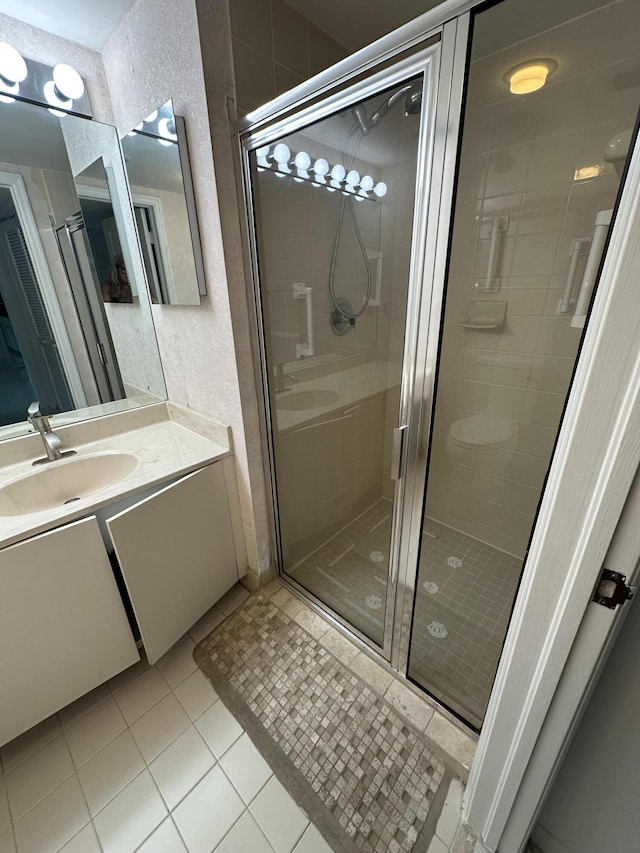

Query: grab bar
left=559, top=238, right=590, bottom=313
left=293, top=281, right=314, bottom=358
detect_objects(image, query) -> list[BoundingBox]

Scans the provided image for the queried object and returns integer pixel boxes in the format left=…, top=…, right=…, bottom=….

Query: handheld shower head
left=352, top=104, right=371, bottom=135
left=404, top=88, right=422, bottom=116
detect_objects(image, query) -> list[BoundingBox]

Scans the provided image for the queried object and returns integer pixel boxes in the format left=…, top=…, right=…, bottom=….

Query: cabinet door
left=106, top=463, right=239, bottom=664
left=0, top=517, right=140, bottom=746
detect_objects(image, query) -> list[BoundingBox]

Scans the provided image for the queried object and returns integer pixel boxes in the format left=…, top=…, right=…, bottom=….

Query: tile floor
left=289, top=504, right=521, bottom=729
left=0, top=585, right=332, bottom=853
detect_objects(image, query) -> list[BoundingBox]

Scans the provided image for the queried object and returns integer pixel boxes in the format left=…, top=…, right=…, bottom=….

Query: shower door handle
left=391, top=425, right=408, bottom=480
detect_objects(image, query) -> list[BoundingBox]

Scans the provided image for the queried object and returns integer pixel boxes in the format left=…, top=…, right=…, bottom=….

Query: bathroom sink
left=0, top=452, right=138, bottom=516
left=276, top=390, right=340, bottom=411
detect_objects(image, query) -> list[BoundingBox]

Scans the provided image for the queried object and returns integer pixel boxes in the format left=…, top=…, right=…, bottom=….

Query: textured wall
left=101, top=0, right=270, bottom=580
left=0, top=13, right=113, bottom=123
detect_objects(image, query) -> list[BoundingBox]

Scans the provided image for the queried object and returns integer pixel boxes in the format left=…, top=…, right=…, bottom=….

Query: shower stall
left=241, top=0, right=640, bottom=731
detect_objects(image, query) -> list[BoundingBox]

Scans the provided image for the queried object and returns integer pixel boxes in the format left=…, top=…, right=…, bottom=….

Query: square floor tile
left=195, top=701, right=243, bottom=758
left=219, top=733, right=272, bottom=804
left=114, top=667, right=170, bottom=726
left=174, top=670, right=218, bottom=722
left=66, top=695, right=127, bottom=768
left=156, top=636, right=198, bottom=689
left=1, top=714, right=61, bottom=773
left=58, top=822, right=101, bottom=852
left=149, top=726, right=215, bottom=810
left=59, top=683, right=111, bottom=730
left=172, top=765, right=244, bottom=853
left=214, top=812, right=272, bottom=852
left=0, top=829, right=15, bottom=853
left=130, top=694, right=191, bottom=764
left=293, top=824, right=334, bottom=852
left=250, top=777, right=309, bottom=853
left=13, top=775, right=89, bottom=853
left=77, top=730, right=145, bottom=816
left=108, top=656, right=149, bottom=693
left=5, top=734, right=74, bottom=820
left=137, top=817, right=187, bottom=852
left=93, top=770, right=167, bottom=853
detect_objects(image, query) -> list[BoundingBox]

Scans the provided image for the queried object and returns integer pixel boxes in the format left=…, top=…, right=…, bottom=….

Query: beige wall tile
left=232, top=38, right=275, bottom=113
left=272, top=0, right=308, bottom=77
left=229, top=0, right=273, bottom=56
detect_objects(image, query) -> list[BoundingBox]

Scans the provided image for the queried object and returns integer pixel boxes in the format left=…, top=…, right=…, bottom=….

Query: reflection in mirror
left=0, top=98, right=166, bottom=436
left=121, top=99, right=205, bottom=306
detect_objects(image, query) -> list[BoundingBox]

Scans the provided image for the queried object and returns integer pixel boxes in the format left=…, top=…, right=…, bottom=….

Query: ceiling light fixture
left=504, top=58, right=558, bottom=95
left=574, top=164, right=601, bottom=181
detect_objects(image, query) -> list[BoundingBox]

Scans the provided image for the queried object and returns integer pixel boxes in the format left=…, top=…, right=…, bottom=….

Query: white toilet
left=446, top=413, right=517, bottom=469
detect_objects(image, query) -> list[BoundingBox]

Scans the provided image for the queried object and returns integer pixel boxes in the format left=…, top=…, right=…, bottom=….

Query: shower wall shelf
left=460, top=300, right=507, bottom=330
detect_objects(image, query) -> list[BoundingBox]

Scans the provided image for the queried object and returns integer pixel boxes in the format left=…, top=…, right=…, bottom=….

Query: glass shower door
left=405, top=0, right=640, bottom=730
left=248, top=70, right=429, bottom=649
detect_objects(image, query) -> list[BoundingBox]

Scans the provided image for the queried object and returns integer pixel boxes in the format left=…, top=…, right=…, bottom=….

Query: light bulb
left=0, top=43, right=27, bottom=84
left=43, top=80, right=71, bottom=113
left=273, top=143, right=290, bottom=163
left=313, top=158, right=329, bottom=176
left=0, top=77, right=18, bottom=102
left=52, top=63, right=84, bottom=100
left=158, top=117, right=177, bottom=142
left=330, top=164, right=345, bottom=182
left=256, top=146, right=271, bottom=169
left=346, top=170, right=360, bottom=186
left=373, top=182, right=387, bottom=198
left=294, top=151, right=311, bottom=170
left=360, top=175, right=374, bottom=192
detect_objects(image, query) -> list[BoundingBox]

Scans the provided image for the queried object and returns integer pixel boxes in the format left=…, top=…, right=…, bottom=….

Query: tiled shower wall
left=228, top=0, right=348, bottom=115
left=426, top=0, right=637, bottom=558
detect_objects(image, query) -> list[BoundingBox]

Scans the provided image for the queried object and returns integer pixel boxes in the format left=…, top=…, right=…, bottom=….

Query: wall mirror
left=120, top=99, right=206, bottom=306
left=0, top=98, right=166, bottom=438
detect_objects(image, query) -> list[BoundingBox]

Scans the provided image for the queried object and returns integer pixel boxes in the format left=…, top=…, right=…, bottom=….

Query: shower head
left=404, top=88, right=422, bottom=116
left=354, top=83, right=422, bottom=134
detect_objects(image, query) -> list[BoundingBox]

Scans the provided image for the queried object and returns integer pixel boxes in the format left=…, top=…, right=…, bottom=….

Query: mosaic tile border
left=194, top=592, right=455, bottom=853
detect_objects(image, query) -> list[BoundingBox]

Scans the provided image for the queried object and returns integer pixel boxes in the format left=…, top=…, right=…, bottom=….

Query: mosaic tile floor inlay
left=194, top=592, right=453, bottom=853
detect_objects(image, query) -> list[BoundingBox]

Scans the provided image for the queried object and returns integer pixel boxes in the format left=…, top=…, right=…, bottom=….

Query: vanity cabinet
left=105, top=463, right=239, bottom=664
left=0, top=516, right=140, bottom=746
left=0, top=457, right=243, bottom=747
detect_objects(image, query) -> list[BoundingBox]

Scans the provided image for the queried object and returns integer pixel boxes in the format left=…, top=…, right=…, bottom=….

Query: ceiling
left=0, top=0, right=137, bottom=51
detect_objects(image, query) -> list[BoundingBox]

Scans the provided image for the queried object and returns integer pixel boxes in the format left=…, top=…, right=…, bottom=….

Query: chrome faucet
left=27, top=402, right=77, bottom=466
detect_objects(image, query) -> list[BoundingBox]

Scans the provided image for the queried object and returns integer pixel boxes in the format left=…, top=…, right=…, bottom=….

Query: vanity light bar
left=255, top=145, right=388, bottom=199
left=0, top=43, right=91, bottom=117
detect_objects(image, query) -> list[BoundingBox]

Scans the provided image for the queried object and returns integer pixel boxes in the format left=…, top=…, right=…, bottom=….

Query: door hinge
left=593, top=568, right=635, bottom=610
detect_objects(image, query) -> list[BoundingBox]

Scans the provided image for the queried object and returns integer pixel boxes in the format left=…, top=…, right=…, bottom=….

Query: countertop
left=0, top=404, right=231, bottom=550
left=274, top=360, right=400, bottom=433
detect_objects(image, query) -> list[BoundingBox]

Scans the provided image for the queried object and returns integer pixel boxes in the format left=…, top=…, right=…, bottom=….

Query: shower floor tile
left=288, top=504, right=521, bottom=729
left=287, top=500, right=392, bottom=646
